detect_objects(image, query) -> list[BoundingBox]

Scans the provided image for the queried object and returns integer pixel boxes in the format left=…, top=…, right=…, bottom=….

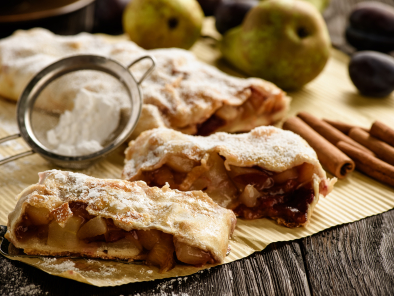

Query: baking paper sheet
left=1, top=22, right=394, bottom=286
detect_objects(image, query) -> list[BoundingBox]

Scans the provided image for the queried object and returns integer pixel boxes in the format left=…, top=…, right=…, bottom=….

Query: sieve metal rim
left=12, top=54, right=154, bottom=169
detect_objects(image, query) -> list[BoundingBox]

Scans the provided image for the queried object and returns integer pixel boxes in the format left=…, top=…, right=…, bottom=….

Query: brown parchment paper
left=1, top=21, right=394, bottom=286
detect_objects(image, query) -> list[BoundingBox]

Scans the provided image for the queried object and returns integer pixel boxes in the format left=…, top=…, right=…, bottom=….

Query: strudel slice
left=5, top=170, right=236, bottom=272
left=122, top=127, right=336, bottom=227
left=0, top=28, right=290, bottom=137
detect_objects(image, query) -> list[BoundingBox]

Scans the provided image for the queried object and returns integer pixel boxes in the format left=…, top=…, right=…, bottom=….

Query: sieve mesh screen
left=30, top=69, right=131, bottom=157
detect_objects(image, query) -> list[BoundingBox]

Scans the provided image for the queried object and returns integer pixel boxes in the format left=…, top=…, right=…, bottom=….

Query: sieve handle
left=127, top=55, right=156, bottom=85
left=0, top=133, right=35, bottom=165
left=0, top=133, right=21, bottom=144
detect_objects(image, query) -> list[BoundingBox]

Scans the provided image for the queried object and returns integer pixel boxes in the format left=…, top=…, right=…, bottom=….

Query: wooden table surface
left=1, top=0, right=394, bottom=295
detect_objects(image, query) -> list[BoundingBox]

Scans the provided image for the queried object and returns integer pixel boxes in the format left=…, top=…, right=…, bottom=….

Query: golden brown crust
left=123, top=126, right=327, bottom=177
left=122, top=126, right=336, bottom=227
left=6, top=170, right=236, bottom=263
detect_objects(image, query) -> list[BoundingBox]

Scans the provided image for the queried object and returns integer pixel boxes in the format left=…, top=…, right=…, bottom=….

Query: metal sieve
left=0, top=54, right=155, bottom=169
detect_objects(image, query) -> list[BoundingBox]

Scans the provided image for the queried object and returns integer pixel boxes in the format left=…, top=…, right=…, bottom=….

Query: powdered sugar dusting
left=0, top=259, right=44, bottom=295
left=140, top=48, right=253, bottom=116
left=54, top=172, right=67, bottom=183
left=9, top=170, right=235, bottom=264
left=124, top=126, right=322, bottom=178
left=40, top=258, right=118, bottom=277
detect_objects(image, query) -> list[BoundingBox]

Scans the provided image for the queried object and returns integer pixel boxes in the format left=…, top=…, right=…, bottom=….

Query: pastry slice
left=0, top=28, right=290, bottom=137
left=134, top=48, right=290, bottom=136
left=122, top=127, right=336, bottom=227
left=5, top=170, right=236, bottom=273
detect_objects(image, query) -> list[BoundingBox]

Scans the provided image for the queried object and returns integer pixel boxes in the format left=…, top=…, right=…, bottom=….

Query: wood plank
left=0, top=241, right=310, bottom=295
left=301, top=209, right=394, bottom=296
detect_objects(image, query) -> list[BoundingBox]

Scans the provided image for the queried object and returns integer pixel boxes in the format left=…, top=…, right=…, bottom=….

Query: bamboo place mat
left=0, top=27, right=394, bottom=286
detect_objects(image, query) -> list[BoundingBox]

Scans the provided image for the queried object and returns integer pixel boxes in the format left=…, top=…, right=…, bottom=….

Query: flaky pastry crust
left=122, top=126, right=336, bottom=227
left=6, top=170, right=236, bottom=266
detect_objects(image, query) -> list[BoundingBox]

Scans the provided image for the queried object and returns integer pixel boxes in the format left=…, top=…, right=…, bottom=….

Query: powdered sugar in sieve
left=0, top=54, right=155, bottom=169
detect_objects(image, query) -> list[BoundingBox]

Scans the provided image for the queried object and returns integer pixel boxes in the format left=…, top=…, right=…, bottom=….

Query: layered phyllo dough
left=122, top=127, right=336, bottom=227
left=5, top=170, right=236, bottom=272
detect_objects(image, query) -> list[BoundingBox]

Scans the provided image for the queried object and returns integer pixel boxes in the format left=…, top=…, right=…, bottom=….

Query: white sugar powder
left=46, top=88, right=120, bottom=156
left=1, top=259, right=43, bottom=295
left=40, top=258, right=117, bottom=277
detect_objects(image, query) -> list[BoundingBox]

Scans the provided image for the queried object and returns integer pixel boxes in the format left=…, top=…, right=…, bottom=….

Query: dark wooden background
left=1, top=0, right=394, bottom=295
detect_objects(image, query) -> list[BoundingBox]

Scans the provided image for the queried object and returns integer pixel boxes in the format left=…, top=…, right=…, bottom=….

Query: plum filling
left=14, top=202, right=214, bottom=272
left=136, top=155, right=317, bottom=227
left=233, top=185, right=315, bottom=226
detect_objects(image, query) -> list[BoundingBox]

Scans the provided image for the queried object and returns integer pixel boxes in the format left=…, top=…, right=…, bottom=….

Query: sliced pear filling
left=239, top=185, right=261, bottom=208
left=145, top=232, right=175, bottom=273
left=47, top=216, right=83, bottom=249
left=174, top=240, right=214, bottom=266
left=272, top=167, right=299, bottom=184
left=76, top=216, right=107, bottom=240
left=14, top=205, right=215, bottom=271
left=105, top=233, right=143, bottom=259
left=136, top=229, right=161, bottom=250
left=25, top=206, right=51, bottom=225
left=138, top=154, right=318, bottom=226
left=166, top=155, right=197, bottom=173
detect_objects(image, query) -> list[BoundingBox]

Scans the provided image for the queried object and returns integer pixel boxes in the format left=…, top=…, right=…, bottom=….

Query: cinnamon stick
left=297, top=112, right=375, bottom=156
left=349, top=128, right=394, bottom=166
left=283, top=117, right=355, bottom=179
left=323, top=119, right=369, bottom=134
left=370, top=121, right=394, bottom=147
left=337, top=141, right=394, bottom=187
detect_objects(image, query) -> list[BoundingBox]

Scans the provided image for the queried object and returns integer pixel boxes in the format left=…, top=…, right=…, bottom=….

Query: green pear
left=221, top=0, right=331, bottom=90
left=302, top=0, right=330, bottom=12
left=123, top=0, right=204, bottom=50
left=260, top=0, right=330, bottom=12
left=220, top=26, right=250, bottom=71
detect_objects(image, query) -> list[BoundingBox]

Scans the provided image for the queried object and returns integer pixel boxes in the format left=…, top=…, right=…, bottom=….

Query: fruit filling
left=197, top=86, right=284, bottom=136
left=14, top=202, right=214, bottom=272
left=136, top=153, right=319, bottom=227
